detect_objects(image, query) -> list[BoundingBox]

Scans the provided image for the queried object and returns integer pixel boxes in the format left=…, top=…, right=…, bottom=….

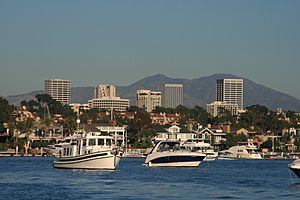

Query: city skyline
left=1, top=1, right=300, bottom=99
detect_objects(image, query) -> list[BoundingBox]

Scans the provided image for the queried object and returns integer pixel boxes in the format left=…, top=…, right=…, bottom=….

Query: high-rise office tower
left=137, top=90, right=161, bottom=112
left=94, top=84, right=116, bottom=99
left=160, top=83, right=183, bottom=109
left=44, top=79, right=71, bottom=104
left=216, top=79, right=243, bottom=109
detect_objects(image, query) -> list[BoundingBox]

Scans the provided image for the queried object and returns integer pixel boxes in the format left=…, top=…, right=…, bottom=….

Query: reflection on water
left=1, top=157, right=300, bottom=199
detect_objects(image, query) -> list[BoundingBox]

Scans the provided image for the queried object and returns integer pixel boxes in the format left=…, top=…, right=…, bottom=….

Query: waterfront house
left=193, top=127, right=226, bottom=150
left=153, top=125, right=196, bottom=142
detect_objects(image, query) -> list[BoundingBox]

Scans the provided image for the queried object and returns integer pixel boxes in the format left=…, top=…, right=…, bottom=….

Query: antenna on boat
left=110, top=107, right=113, bottom=121
left=76, top=110, right=80, bottom=131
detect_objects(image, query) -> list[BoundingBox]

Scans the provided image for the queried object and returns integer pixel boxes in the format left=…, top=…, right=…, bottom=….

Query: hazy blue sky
left=1, top=0, right=300, bottom=99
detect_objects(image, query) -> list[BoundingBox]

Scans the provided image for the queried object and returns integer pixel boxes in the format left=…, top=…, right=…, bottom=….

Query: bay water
left=1, top=157, right=300, bottom=199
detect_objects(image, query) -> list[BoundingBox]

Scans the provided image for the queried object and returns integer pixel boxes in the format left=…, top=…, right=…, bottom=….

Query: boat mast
left=76, top=111, right=80, bottom=131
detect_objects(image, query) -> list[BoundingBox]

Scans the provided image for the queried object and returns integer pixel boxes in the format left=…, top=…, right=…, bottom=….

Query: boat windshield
left=157, top=142, right=181, bottom=152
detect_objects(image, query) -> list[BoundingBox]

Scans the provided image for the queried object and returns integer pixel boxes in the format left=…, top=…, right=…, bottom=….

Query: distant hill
left=5, top=74, right=300, bottom=111
left=6, top=90, right=43, bottom=106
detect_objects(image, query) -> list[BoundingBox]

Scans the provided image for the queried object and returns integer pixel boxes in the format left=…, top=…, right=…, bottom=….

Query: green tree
left=152, top=106, right=176, bottom=114
left=15, top=118, right=35, bottom=134
left=20, top=100, right=40, bottom=113
left=260, top=139, right=280, bottom=152
left=294, top=139, right=300, bottom=151
left=129, top=109, right=153, bottom=148
left=212, top=107, right=237, bottom=126
left=286, top=111, right=299, bottom=128
left=260, top=140, right=273, bottom=149
left=60, top=117, right=76, bottom=135
left=235, top=104, right=282, bottom=133
left=175, top=105, right=192, bottom=124
left=223, top=133, right=248, bottom=149
left=80, top=108, right=100, bottom=124
left=0, top=97, right=15, bottom=131
left=193, top=106, right=210, bottom=126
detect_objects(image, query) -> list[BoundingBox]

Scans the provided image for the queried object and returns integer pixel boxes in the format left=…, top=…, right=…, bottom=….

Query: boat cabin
left=59, top=134, right=114, bottom=158
left=184, top=139, right=214, bottom=152
left=150, top=141, right=187, bottom=154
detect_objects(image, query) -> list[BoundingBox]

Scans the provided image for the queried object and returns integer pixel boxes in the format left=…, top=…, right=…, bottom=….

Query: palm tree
left=15, top=118, right=35, bottom=155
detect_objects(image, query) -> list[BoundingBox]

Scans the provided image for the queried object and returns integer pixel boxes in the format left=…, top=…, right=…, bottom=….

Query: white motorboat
left=53, top=132, right=123, bottom=170
left=144, top=141, right=206, bottom=167
left=288, top=159, right=300, bottom=178
left=182, top=140, right=218, bottom=161
left=218, top=141, right=262, bottom=160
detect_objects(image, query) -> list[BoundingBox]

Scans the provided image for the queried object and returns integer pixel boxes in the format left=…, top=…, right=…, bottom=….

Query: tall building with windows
left=94, top=84, right=116, bottom=99
left=44, top=79, right=71, bottom=104
left=137, top=90, right=161, bottom=112
left=216, top=79, right=243, bottom=109
left=160, top=83, right=183, bottom=109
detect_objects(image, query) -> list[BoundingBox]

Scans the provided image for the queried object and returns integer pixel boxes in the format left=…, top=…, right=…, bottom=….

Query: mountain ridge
left=5, top=73, right=300, bottom=111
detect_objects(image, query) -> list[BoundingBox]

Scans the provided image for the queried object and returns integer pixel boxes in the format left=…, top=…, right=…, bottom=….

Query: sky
left=1, top=0, right=300, bottom=99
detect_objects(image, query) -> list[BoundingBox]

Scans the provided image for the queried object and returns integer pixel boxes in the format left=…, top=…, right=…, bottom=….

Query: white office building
left=88, top=97, right=130, bottom=111
left=160, top=83, right=183, bottom=109
left=44, top=79, right=71, bottom=104
left=137, top=89, right=161, bottom=112
left=216, top=79, right=243, bottom=109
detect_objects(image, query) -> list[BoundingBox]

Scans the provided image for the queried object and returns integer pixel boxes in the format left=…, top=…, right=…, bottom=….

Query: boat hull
left=146, top=154, right=205, bottom=167
left=218, top=153, right=263, bottom=160
left=289, top=160, right=300, bottom=178
left=203, top=153, right=218, bottom=161
left=53, top=152, right=122, bottom=170
left=44, top=147, right=60, bottom=157
left=290, top=168, right=300, bottom=178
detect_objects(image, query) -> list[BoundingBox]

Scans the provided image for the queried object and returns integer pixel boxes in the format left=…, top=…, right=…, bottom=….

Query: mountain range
left=5, top=74, right=300, bottom=111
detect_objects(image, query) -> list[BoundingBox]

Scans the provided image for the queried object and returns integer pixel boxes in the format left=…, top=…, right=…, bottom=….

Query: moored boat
left=288, top=159, right=300, bottom=178
left=182, top=139, right=218, bottom=161
left=218, top=141, right=262, bottom=160
left=53, top=132, right=123, bottom=170
left=144, top=140, right=206, bottom=167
